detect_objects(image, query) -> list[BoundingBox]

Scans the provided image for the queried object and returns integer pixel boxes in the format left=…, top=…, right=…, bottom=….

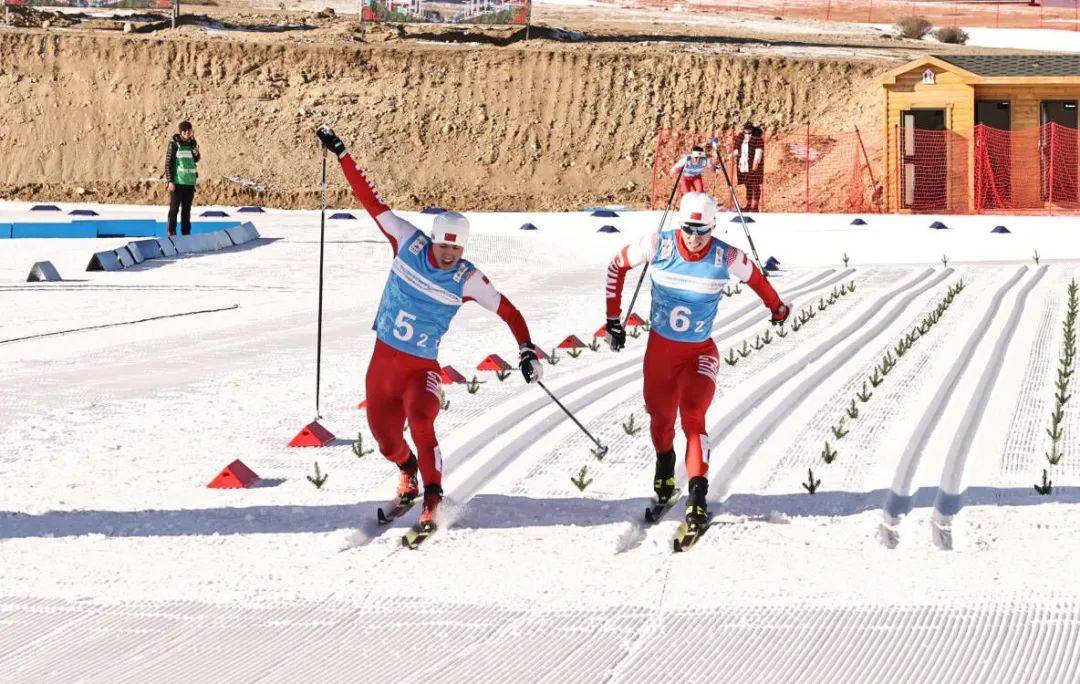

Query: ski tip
left=377, top=508, right=389, bottom=525
left=673, top=539, right=682, bottom=553
left=644, top=509, right=655, bottom=523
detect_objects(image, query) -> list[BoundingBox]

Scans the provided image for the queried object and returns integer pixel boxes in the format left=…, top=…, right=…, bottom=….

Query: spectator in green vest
left=165, top=121, right=201, bottom=237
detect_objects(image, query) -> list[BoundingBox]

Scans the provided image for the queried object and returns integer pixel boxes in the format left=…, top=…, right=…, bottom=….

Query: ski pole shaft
left=712, top=139, right=764, bottom=271
left=314, top=150, right=328, bottom=420
left=536, top=380, right=607, bottom=455
left=624, top=167, right=683, bottom=326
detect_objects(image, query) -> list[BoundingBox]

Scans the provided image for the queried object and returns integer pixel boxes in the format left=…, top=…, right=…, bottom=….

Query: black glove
left=771, top=303, right=790, bottom=326
left=606, top=317, right=626, bottom=352
left=519, top=343, right=543, bottom=384
left=315, top=124, right=346, bottom=157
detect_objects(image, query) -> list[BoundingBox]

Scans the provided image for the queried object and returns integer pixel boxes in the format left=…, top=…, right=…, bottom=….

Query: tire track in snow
left=929, top=265, right=1048, bottom=550
left=706, top=267, right=947, bottom=505
left=880, top=266, right=1027, bottom=545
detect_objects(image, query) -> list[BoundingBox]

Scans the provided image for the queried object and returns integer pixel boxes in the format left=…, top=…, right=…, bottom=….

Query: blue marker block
left=330, top=212, right=356, bottom=220
left=991, top=225, right=1011, bottom=234
left=850, top=218, right=867, bottom=226
left=69, top=209, right=99, bottom=217
left=590, top=209, right=619, bottom=218
left=237, top=206, right=265, bottom=213
left=731, top=215, right=756, bottom=224
left=520, top=223, right=539, bottom=231
left=930, top=221, right=949, bottom=230
left=201, top=210, right=230, bottom=218
left=30, top=204, right=60, bottom=212
left=597, top=225, right=620, bottom=233
left=421, top=207, right=448, bottom=215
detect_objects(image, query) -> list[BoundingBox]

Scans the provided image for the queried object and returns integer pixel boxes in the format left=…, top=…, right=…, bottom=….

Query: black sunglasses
left=680, top=224, right=713, bottom=236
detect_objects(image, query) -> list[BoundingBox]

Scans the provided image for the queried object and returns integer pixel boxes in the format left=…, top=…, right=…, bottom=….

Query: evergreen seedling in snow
left=734, top=283, right=742, bottom=295
left=440, top=390, right=450, bottom=411
left=588, top=338, right=601, bottom=352
left=846, top=399, right=859, bottom=420
left=821, top=442, right=838, bottom=464
left=495, top=369, right=511, bottom=381
left=466, top=376, right=481, bottom=394
left=827, top=293, right=837, bottom=305
left=642, top=320, right=651, bottom=332
left=571, top=465, right=593, bottom=491
left=869, top=367, right=884, bottom=388
left=725, top=348, right=739, bottom=366
left=724, top=285, right=735, bottom=297
left=628, top=328, right=642, bottom=339
left=567, top=347, right=583, bottom=358
left=352, top=433, right=374, bottom=458
left=307, top=462, right=328, bottom=489
left=762, top=330, right=773, bottom=345
left=840, top=283, right=849, bottom=296
left=818, top=298, right=827, bottom=312
left=842, top=252, right=849, bottom=268
left=831, top=417, right=849, bottom=439
left=1034, top=469, right=1053, bottom=496
left=546, top=349, right=561, bottom=366
left=753, top=335, right=765, bottom=351
left=848, top=280, right=856, bottom=292
left=621, top=414, right=642, bottom=436
left=802, top=468, right=821, bottom=495
left=792, top=318, right=803, bottom=332
left=1033, top=249, right=1040, bottom=265
left=941, top=254, right=949, bottom=268
left=738, top=341, right=752, bottom=358
left=857, top=381, right=872, bottom=403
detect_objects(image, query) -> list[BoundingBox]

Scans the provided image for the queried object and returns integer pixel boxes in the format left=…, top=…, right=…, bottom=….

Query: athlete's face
left=432, top=242, right=464, bottom=270
left=679, top=224, right=713, bottom=253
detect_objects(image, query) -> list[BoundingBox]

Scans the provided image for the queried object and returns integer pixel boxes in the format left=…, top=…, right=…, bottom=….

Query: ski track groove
left=761, top=267, right=1004, bottom=493
left=998, top=284, right=1060, bottom=480
left=882, top=265, right=1028, bottom=525
left=708, top=267, right=947, bottom=505
left=931, top=266, right=1048, bottom=538
left=508, top=267, right=864, bottom=499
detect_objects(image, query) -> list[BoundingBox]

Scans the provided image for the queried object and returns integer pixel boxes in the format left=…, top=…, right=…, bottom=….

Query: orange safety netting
left=625, top=0, right=1080, bottom=31
left=974, top=123, right=1080, bottom=214
left=651, top=127, right=885, bottom=213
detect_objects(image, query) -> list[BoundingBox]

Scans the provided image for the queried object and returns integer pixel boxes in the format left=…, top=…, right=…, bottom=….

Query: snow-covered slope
left=3, top=201, right=1080, bottom=680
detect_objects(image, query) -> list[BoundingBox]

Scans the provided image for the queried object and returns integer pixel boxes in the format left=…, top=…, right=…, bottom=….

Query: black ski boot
left=653, top=449, right=677, bottom=504
left=685, top=476, right=710, bottom=529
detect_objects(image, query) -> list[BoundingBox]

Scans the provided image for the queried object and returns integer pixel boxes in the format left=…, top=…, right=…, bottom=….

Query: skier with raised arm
left=604, top=192, right=789, bottom=539
left=315, top=124, right=544, bottom=536
left=669, top=146, right=712, bottom=194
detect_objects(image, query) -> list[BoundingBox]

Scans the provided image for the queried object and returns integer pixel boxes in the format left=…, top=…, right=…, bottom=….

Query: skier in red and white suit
left=316, top=124, right=543, bottom=531
left=604, top=192, right=789, bottom=527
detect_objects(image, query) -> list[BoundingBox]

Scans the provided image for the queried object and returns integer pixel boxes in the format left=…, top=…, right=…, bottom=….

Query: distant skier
left=315, top=124, right=544, bottom=532
left=603, top=192, right=789, bottom=530
left=669, top=146, right=712, bottom=194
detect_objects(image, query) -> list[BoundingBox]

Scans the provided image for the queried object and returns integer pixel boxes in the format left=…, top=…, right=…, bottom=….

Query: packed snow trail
left=930, top=265, right=1049, bottom=549
left=881, top=266, right=1028, bottom=540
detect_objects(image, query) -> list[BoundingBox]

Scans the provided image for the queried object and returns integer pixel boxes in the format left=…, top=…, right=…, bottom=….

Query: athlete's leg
left=365, top=342, right=410, bottom=467
left=404, top=365, right=444, bottom=489
left=689, top=176, right=705, bottom=193
left=643, top=333, right=680, bottom=454
left=678, top=340, right=719, bottom=479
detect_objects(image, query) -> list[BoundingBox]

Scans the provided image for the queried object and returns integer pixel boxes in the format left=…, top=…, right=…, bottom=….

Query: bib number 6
left=669, top=306, right=692, bottom=333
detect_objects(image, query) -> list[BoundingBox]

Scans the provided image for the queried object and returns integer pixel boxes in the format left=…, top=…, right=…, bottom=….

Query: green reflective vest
left=174, top=143, right=197, bottom=186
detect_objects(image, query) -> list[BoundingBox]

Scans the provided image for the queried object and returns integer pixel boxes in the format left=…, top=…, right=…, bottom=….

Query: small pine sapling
left=307, top=461, right=328, bottom=489
left=571, top=465, right=593, bottom=492
left=588, top=338, right=601, bottom=352
left=762, top=330, right=773, bottom=345
left=857, top=381, right=872, bottom=403
left=869, top=367, right=884, bottom=388
left=467, top=376, right=481, bottom=394
left=725, top=348, right=739, bottom=366
left=1033, top=249, right=1040, bottom=265
left=352, top=433, right=374, bottom=458
left=802, top=468, right=821, bottom=495
left=642, top=320, right=651, bottom=332
left=547, top=349, right=561, bottom=366
left=941, top=254, right=949, bottom=268
left=792, top=318, right=803, bottom=332
left=568, top=347, right=583, bottom=358
left=628, top=328, right=642, bottom=339
left=753, top=335, right=765, bottom=351
left=739, top=341, right=752, bottom=358
left=846, top=398, right=859, bottom=420
left=840, top=283, right=849, bottom=296
left=734, top=283, right=742, bottom=295
left=495, top=369, right=512, bottom=381
left=842, top=252, right=850, bottom=268
left=827, top=293, right=837, bottom=305
left=818, top=298, right=827, bottom=312
left=848, top=280, right=856, bottom=292
left=821, top=441, right=838, bottom=464
left=776, top=327, right=788, bottom=338
left=1034, top=469, right=1053, bottom=496
left=831, top=416, right=849, bottom=439
left=621, top=414, right=642, bottom=436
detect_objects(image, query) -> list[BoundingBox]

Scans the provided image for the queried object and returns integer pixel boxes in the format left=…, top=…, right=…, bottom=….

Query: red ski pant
left=365, top=340, right=443, bottom=488
left=680, top=175, right=705, bottom=194
left=642, top=332, right=719, bottom=479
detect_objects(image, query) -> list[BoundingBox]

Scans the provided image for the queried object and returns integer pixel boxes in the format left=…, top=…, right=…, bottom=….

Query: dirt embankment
left=0, top=27, right=891, bottom=210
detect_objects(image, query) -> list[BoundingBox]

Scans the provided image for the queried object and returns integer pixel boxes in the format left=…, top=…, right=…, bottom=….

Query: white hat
left=678, top=192, right=718, bottom=227
left=432, top=211, right=470, bottom=248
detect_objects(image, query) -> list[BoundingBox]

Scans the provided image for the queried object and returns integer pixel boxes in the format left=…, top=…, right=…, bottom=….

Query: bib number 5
left=392, top=310, right=429, bottom=347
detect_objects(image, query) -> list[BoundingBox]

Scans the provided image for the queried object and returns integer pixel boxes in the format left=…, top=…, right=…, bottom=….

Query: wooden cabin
left=879, top=54, right=1080, bottom=213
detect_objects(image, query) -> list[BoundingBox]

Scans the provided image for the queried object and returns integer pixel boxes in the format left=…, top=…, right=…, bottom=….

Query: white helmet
left=432, top=211, right=470, bottom=248
left=678, top=192, right=718, bottom=228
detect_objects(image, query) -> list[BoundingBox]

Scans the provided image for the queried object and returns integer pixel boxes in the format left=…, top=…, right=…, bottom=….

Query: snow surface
left=3, top=199, right=1080, bottom=679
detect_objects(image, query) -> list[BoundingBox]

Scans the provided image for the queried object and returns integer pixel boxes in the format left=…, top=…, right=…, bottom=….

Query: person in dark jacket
left=731, top=122, right=765, bottom=212
left=164, top=121, right=201, bottom=236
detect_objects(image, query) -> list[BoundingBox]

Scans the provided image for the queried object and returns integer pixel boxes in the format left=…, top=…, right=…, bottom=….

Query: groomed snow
left=3, top=200, right=1080, bottom=680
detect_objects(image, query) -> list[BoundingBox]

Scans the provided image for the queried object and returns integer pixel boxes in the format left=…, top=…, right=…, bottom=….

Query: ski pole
left=314, top=149, right=328, bottom=420
left=536, top=380, right=609, bottom=458
left=711, top=137, right=764, bottom=272
left=624, top=166, right=683, bottom=327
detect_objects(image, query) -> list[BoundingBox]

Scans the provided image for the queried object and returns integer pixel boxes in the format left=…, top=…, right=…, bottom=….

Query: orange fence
left=626, top=0, right=1080, bottom=30
left=651, top=127, right=885, bottom=214
left=974, top=123, right=1080, bottom=213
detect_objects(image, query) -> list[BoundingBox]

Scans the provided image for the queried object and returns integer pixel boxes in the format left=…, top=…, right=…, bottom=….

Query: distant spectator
left=670, top=145, right=712, bottom=194
left=731, top=122, right=765, bottom=212
left=164, top=121, right=201, bottom=237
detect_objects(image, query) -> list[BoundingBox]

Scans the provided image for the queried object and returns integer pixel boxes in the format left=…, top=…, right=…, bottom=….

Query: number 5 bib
left=373, top=229, right=476, bottom=359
